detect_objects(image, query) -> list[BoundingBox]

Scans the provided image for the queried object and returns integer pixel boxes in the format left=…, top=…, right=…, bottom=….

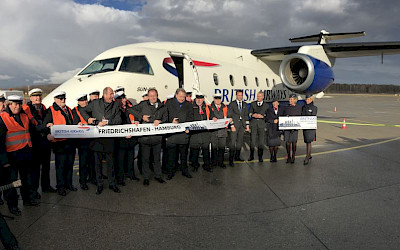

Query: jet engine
left=279, top=53, right=334, bottom=94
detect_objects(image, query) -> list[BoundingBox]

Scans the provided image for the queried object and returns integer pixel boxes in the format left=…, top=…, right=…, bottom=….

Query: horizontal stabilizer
left=290, top=30, right=366, bottom=44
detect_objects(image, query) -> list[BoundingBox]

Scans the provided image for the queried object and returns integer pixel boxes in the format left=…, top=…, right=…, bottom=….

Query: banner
left=279, top=116, right=317, bottom=130
left=51, top=119, right=230, bottom=138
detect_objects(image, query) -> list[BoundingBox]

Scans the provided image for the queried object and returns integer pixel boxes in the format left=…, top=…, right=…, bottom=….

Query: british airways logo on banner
left=162, top=57, right=219, bottom=77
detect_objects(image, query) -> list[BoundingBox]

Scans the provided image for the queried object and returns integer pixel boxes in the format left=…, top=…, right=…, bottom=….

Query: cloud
left=0, top=75, right=14, bottom=80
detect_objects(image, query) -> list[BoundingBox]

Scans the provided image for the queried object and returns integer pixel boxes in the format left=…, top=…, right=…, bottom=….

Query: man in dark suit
left=165, top=88, right=194, bottom=180
left=79, top=87, right=122, bottom=194
left=248, top=91, right=268, bottom=162
left=228, top=89, right=249, bottom=166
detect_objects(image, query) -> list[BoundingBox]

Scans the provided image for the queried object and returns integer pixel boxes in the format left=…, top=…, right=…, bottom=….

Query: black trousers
left=141, top=143, right=162, bottom=179
left=78, top=145, right=90, bottom=185
left=54, top=144, right=75, bottom=190
left=116, top=146, right=135, bottom=181
left=0, top=213, right=18, bottom=250
left=94, top=152, right=116, bottom=186
left=166, top=142, right=189, bottom=175
left=32, top=145, right=52, bottom=192
left=3, top=159, right=35, bottom=206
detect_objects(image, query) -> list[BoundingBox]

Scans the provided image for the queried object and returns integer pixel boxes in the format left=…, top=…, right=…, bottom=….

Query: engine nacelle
left=279, top=53, right=334, bottom=94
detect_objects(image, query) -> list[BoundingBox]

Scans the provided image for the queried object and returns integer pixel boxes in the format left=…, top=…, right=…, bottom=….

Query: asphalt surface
left=1, top=94, right=400, bottom=250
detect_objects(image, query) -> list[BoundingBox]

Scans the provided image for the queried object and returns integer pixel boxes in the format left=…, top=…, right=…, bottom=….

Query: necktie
left=199, top=106, right=204, bottom=115
left=258, top=102, right=262, bottom=107
left=239, top=102, right=242, bottom=111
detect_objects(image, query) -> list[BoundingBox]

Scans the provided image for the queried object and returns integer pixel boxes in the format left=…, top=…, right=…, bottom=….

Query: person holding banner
left=302, top=94, right=318, bottom=165
left=248, top=91, right=268, bottom=162
left=189, top=92, right=215, bottom=172
left=165, top=88, right=194, bottom=180
left=228, top=89, right=250, bottom=166
left=72, top=93, right=91, bottom=191
left=210, top=93, right=229, bottom=169
left=44, top=91, right=77, bottom=196
left=133, top=88, right=167, bottom=186
left=0, top=94, right=5, bottom=206
left=266, top=99, right=283, bottom=162
left=79, top=87, right=122, bottom=195
left=283, top=94, right=302, bottom=164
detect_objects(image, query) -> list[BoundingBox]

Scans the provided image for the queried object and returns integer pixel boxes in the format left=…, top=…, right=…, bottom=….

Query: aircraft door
left=169, top=52, right=200, bottom=94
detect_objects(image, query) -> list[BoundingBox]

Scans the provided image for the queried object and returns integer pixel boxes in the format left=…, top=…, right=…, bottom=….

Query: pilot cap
left=114, top=91, right=126, bottom=99
left=7, top=95, right=24, bottom=103
left=76, top=93, right=87, bottom=101
left=89, top=89, right=100, bottom=96
left=213, top=93, right=222, bottom=98
left=195, top=92, right=205, bottom=98
left=166, top=93, right=174, bottom=100
left=289, top=94, right=297, bottom=99
left=115, top=86, right=125, bottom=92
left=53, top=91, right=66, bottom=99
left=305, top=94, right=313, bottom=99
left=28, top=88, right=43, bottom=97
left=142, top=93, right=148, bottom=97
left=0, top=94, right=5, bottom=102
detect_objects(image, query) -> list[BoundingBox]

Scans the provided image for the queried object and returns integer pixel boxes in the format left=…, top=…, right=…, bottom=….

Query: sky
left=1, top=0, right=400, bottom=88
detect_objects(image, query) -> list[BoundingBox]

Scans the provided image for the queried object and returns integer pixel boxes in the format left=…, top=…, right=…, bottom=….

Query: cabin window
left=243, top=76, right=248, bottom=86
left=213, top=73, right=219, bottom=85
left=255, top=77, right=259, bottom=87
left=266, top=78, right=270, bottom=87
left=273, top=79, right=276, bottom=86
left=229, top=75, right=235, bottom=86
left=119, top=56, right=154, bottom=75
left=79, top=57, right=120, bottom=75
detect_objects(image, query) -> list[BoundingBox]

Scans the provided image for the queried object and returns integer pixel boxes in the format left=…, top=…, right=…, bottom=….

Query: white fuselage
left=43, top=42, right=295, bottom=108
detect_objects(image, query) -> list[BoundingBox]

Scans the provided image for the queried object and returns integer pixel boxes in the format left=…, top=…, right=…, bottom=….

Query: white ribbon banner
left=51, top=119, right=230, bottom=138
left=279, top=116, right=317, bottom=130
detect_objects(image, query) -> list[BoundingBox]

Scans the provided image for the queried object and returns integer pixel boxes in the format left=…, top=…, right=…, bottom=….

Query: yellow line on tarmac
left=318, top=120, right=400, bottom=128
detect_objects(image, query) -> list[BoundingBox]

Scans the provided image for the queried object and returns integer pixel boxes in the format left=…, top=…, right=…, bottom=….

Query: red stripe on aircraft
left=193, top=60, right=219, bottom=67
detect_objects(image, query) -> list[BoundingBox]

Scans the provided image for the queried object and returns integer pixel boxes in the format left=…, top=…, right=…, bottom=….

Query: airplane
left=43, top=30, right=400, bottom=108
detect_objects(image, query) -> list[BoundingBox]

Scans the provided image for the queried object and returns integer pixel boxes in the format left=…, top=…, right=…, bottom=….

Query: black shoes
left=128, top=176, right=140, bottom=181
left=143, top=179, right=150, bottom=186
left=23, top=200, right=40, bottom=207
left=291, top=156, right=295, bottom=164
left=167, top=174, right=174, bottom=180
left=304, top=156, right=312, bottom=165
left=80, top=183, right=89, bottom=190
left=42, top=186, right=57, bottom=193
left=259, top=156, right=263, bottom=163
left=9, top=206, right=21, bottom=216
left=117, top=180, right=126, bottom=186
left=203, top=165, right=213, bottom=172
left=154, top=177, right=166, bottom=184
left=182, top=172, right=193, bottom=178
left=96, top=185, right=103, bottom=195
left=286, top=156, right=291, bottom=164
left=248, top=150, right=254, bottom=161
left=57, top=188, right=67, bottom=196
left=192, top=164, right=200, bottom=172
left=109, top=185, right=121, bottom=193
left=66, top=185, right=77, bottom=192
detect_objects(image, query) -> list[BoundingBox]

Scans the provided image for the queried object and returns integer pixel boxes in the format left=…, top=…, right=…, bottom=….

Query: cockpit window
left=78, top=57, right=120, bottom=75
left=119, top=56, right=154, bottom=75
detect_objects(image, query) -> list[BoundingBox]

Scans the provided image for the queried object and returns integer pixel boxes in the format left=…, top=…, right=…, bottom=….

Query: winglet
left=289, top=30, right=366, bottom=44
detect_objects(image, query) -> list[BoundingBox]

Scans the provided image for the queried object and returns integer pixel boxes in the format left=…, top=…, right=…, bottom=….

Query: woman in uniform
left=283, top=94, right=302, bottom=163
left=266, top=99, right=282, bottom=162
left=302, top=94, right=318, bottom=165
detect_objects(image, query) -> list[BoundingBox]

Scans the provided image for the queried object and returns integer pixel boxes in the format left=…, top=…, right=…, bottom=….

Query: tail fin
left=289, top=30, right=365, bottom=44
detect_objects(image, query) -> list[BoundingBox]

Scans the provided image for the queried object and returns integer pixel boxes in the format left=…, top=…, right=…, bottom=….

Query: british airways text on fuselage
left=214, top=89, right=291, bottom=103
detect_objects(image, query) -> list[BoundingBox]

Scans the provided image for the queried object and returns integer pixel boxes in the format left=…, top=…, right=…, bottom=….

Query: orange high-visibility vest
left=74, top=106, right=87, bottom=124
left=1, top=112, right=32, bottom=152
left=22, top=104, right=38, bottom=125
left=211, top=105, right=228, bottom=118
left=205, top=105, right=211, bottom=120
left=129, top=114, right=135, bottom=123
left=50, top=105, right=74, bottom=142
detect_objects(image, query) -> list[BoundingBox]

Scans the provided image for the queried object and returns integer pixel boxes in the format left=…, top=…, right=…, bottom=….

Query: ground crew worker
left=209, top=93, right=230, bottom=169
left=72, top=93, right=91, bottom=190
left=44, top=91, right=77, bottom=196
left=114, top=91, right=139, bottom=186
left=302, top=94, right=318, bottom=165
left=266, top=99, right=283, bottom=162
left=189, top=92, right=215, bottom=172
left=283, top=94, right=303, bottom=163
left=0, top=94, right=5, bottom=205
left=133, top=88, right=167, bottom=186
left=23, top=88, right=56, bottom=198
left=165, top=88, right=194, bottom=180
left=228, top=89, right=249, bottom=166
left=79, top=87, right=122, bottom=195
left=0, top=95, right=39, bottom=216
left=248, top=91, right=268, bottom=162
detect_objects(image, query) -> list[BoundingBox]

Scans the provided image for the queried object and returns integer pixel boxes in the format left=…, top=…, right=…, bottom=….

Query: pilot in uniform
left=87, top=90, right=100, bottom=185
left=210, top=93, right=229, bottom=169
left=23, top=88, right=57, bottom=198
left=302, top=94, right=318, bottom=165
left=248, top=91, right=268, bottom=162
left=266, top=99, right=283, bottom=162
left=72, top=93, right=91, bottom=190
left=189, top=92, right=214, bottom=172
left=283, top=94, right=303, bottom=163
left=228, top=89, right=249, bottom=166
left=0, top=95, right=40, bottom=216
left=43, top=91, right=77, bottom=196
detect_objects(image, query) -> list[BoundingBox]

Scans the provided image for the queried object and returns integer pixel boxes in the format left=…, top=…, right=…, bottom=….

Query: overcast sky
left=1, top=0, right=400, bottom=88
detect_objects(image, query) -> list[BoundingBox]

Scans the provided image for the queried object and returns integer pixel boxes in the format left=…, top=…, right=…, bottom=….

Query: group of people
left=0, top=87, right=318, bottom=213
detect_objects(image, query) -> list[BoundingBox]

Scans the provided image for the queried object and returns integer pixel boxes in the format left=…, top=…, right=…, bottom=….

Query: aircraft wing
left=251, top=42, right=400, bottom=61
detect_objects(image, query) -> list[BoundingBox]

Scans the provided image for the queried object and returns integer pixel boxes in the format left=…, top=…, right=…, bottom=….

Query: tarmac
left=1, top=94, right=400, bottom=250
